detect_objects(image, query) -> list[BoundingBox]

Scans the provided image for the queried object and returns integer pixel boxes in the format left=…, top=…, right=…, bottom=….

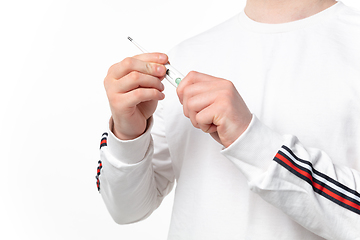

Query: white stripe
left=279, top=148, right=360, bottom=203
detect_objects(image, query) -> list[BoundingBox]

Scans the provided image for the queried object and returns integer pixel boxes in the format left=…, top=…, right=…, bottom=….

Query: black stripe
left=313, top=168, right=360, bottom=199
left=278, top=149, right=360, bottom=205
left=96, top=160, right=102, bottom=192
left=99, top=133, right=108, bottom=149
left=275, top=147, right=360, bottom=215
left=313, top=184, right=360, bottom=215
left=277, top=151, right=314, bottom=179
left=100, top=136, right=107, bottom=149
left=314, top=177, right=360, bottom=206
left=97, top=161, right=102, bottom=174
left=281, top=146, right=360, bottom=199
left=274, top=156, right=313, bottom=185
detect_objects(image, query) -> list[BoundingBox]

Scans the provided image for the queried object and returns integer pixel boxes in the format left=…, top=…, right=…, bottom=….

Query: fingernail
left=159, top=54, right=167, bottom=62
left=157, top=65, right=164, bottom=74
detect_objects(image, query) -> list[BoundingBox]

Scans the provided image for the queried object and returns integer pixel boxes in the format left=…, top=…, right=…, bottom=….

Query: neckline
left=238, top=1, right=343, bottom=33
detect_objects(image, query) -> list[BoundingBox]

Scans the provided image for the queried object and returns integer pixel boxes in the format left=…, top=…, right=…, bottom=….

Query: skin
left=104, top=53, right=167, bottom=140
left=176, top=72, right=251, bottom=148
left=104, top=0, right=337, bottom=147
left=244, top=0, right=337, bottom=23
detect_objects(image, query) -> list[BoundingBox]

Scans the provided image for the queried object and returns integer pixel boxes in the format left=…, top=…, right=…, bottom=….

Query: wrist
left=109, top=117, right=150, bottom=141
left=106, top=117, right=154, bottom=165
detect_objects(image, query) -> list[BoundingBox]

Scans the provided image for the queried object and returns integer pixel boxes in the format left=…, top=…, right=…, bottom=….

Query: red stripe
left=100, top=139, right=107, bottom=145
left=313, top=181, right=360, bottom=210
left=276, top=153, right=313, bottom=181
left=276, top=153, right=360, bottom=210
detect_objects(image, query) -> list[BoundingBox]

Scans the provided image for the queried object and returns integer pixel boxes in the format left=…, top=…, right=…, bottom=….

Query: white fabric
left=99, top=2, right=360, bottom=239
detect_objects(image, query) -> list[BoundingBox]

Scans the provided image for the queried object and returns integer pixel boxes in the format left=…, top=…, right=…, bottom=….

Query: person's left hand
left=177, top=71, right=252, bottom=148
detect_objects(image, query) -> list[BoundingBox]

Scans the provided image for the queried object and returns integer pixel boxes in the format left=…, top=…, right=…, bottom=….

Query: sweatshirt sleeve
left=221, top=115, right=360, bottom=240
left=97, top=103, right=175, bottom=224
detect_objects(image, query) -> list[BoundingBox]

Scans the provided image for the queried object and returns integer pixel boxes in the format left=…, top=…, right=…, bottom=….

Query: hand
left=177, top=71, right=252, bottom=148
left=104, top=53, right=168, bottom=140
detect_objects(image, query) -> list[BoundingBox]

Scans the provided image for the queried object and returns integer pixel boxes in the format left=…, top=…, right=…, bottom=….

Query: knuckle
left=196, top=119, right=206, bottom=131
left=150, top=88, right=160, bottom=98
left=195, top=113, right=202, bottom=123
left=188, top=71, right=198, bottom=78
left=133, top=88, right=153, bottom=99
left=182, top=105, right=189, bottom=118
left=224, top=79, right=235, bottom=90
left=187, top=97, right=196, bottom=109
left=121, top=57, right=134, bottom=69
left=103, top=77, right=109, bottom=89
left=132, top=88, right=143, bottom=98
left=107, top=62, right=118, bottom=75
left=128, top=71, right=141, bottom=81
left=145, top=62, right=153, bottom=74
left=190, top=115, right=199, bottom=128
left=219, top=80, right=235, bottom=96
left=104, top=76, right=115, bottom=92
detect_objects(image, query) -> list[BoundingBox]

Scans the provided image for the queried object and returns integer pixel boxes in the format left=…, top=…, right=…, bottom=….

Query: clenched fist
left=177, top=71, right=252, bottom=148
left=104, top=53, right=168, bottom=140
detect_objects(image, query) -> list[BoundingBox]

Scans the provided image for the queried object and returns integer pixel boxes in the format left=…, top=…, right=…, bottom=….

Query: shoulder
left=334, top=2, right=360, bottom=28
left=321, top=2, right=360, bottom=51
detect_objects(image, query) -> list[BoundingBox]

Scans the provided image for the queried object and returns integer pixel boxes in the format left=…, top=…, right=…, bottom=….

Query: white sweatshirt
left=97, top=2, right=360, bottom=239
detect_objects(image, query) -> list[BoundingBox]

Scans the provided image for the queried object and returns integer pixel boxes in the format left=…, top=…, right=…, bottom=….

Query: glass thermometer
left=128, top=36, right=184, bottom=88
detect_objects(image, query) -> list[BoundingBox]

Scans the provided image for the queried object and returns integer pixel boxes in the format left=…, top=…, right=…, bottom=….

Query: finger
left=181, top=80, right=219, bottom=117
left=108, top=57, right=167, bottom=80
left=177, top=71, right=218, bottom=103
left=133, top=52, right=168, bottom=64
left=186, top=90, right=217, bottom=129
left=123, top=88, right=165, bottom=107
left=110, top=71, right=165, bottom=93
left=195, top=104, right=219, bottom=133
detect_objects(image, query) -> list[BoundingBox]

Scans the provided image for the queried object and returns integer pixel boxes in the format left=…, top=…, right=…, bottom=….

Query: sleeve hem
left=221, top=115, right=283, bottom=174
left=106, top=117, right=154, bottom=165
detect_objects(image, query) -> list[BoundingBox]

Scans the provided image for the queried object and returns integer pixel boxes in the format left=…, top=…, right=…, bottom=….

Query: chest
left=163, top=33, right=360, bottom=174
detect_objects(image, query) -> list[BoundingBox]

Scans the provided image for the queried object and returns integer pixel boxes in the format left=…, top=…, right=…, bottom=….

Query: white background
left=1, top=0, right=359, bottom=239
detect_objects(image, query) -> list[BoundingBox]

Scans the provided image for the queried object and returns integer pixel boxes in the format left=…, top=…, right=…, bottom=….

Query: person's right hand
left=104, top=53, right=168, bottom=140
